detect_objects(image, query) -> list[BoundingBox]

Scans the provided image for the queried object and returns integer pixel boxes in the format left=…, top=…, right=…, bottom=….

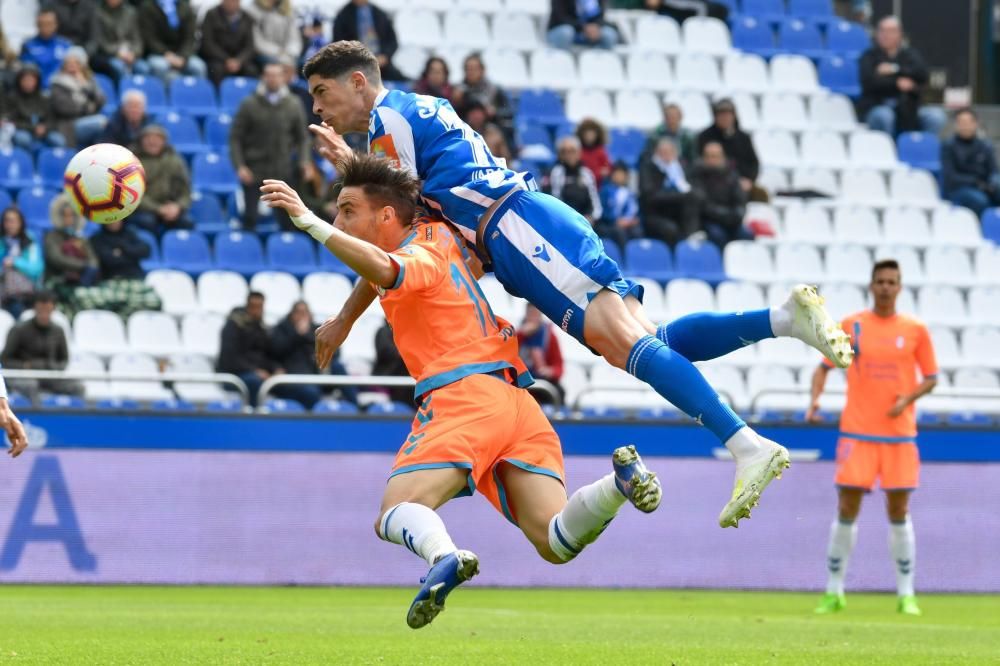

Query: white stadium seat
left=666, top=279, right=715, bottom=318
left=961, top=327, right=1000, bottom=369
left=753, top=129, right=799, bottom=170
left=666, top=91, right=712, bottom=130
left=841, top=169, right=889, bottom=207
left=792, top=167, right=839, bottom=197
left=249, top=271, right=302, bottom=325
left=341, top=316, right=383, bottom=363
left=967, top=285, right=1000, bottom=325
left=198, top=270, right=248, bottom=316
left=0, top=309, right=15, bottom=345
left=579, top=50, right=626, bottom=91
left=975, top=245, right=1000, bottom=284
left=825, top=245, right=873, bottom=286
left=882, top=206, right=932, bottom=247
left=729, top=92, right=761, bottom=132
left=808, top=92, right=857, bottom=131
left=560, top=362, right=589, bottom=408
left=127, top=311, right=183, bottom=358
left=74, top=310, right=128, bottom=357
left=818, top=283, right=866, bottom=320
left=591, top=364, right=646, bottom=390
left=442, top=11, right=491, bottom=49
left=481, top=49, right=528, bottom=89
left=698, top=363, right=749, bottom=409
left=758, top=167, right=790, bottom=194
left=799, top=131, right=849, bottom=169
left=477, top=276, right=514, bottom=322
left=931, top=206, right=983, bottom=248
left=411, top=0, right=453, bottom=9
left=769, top=55, right=819, bottom=93
left=875, top=244, right=926, bottom=286
left=848, top=130, right=898, bottom=170
left=491, top=13, right=540, bottom=51
left=626, top=52, right=674, bottom=93
left=614, top=90, right=661, bottom=130
left=462, top=0, right=504, bottom=13
left=890, top=169, right=940, bottom=209
left=757, top=337, right=814, bottom=368
left=747, top=365, right=798, bottom=404
left=108, top=352, right=174, bottom=401
left=721, top=53, right=769, bottom=94
left=674, top=53, right=722, bottom=93
left=67, top=352, right=111, bottom=401
left=146, top=269, right=198, bottom=316
left=566, top=88, right=614, bottom=126
left=504, top=0, right=548, bottom=16
left=553, top=326, right=597, bottom=368
left=832, top=206, right=882, bottom=246
left=635, top=278, right=667, bottom=321
left=634, top=15, right=683, bottom=54
left=529, top=49, right=578, bottom=90
left=924, top=246, right=975, bottom=287
left=917, top=285, right=969, bottom=328
left=682, top=16, right=731, bottom=55
left=393, top=45, right=429, bottom=81
left=724, top=240, right=774, bottom=283
left=760, top=92, right=810, bottom=131
left=394, top=9, right=443, bottom=49
left=775, top=243, right=825, bottom=283
left=436, top=45, right=472, bottom=85
left=953, top=367, right=1000, bottom=389
left=929, top=326, right=963, bottom=369
left=716, top=281, right=765, bottom=312
left=181, top=311, right=226, bottom=360
left=782, top=203, right=832, bottom=244
left=303, top=272, right=354, bottom=322
left=168, top=353, right=230, bottom=403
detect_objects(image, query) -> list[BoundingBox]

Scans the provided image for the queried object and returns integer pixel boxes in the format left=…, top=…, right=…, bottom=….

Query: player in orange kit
left=260, top=155, right=661, bottom=630
left=806, top=259, right=938, bottom=616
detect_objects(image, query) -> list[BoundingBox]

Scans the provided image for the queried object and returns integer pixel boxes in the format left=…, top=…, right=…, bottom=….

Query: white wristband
left=0, top=373, right=7, bottom=400
left=291, top=211, right=335, bottom=245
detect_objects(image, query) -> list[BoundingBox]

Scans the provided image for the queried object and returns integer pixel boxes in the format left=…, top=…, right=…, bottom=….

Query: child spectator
left=598, top=162, right=642, bottom=253
left=577, top=118, right=612, bottom=186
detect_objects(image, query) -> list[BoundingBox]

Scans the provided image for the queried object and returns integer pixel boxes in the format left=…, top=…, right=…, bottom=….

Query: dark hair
left=302, top=40, right=381, bottom=84
left=872, top=258, right=901, bottom=281
left=610, top=160, right=630, bottom=175
left=419, top=57, right=449, bottom=83
left=1, top=207, right=32, bottom=248
left=954, top=106, right=977, bottom=121
left=338, top=154, right=420, bottom=225
left=576, top=118, right=608, bottom=148
left=33, top=290, right=56, bottom=306
left=247, top=291, right=265, bottom=302
left=463, top=52, right=484, bottom=70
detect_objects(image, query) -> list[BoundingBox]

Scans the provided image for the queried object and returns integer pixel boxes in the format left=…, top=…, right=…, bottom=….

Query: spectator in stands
left=645, top=102, right=696, bottom=164
left=482, top=123, right=517, bottom=171
left=372, top=322, right=411, bottom=405
left=0, top=25, right=18, bottom=91
left=230, top=62, right=312, bottom=231
left=130, top=124, right=194, bottom=235
left=299, top=152, right=333, bottom=220
left=269, top=300, right=326, bottom=409
left=332, top=0, right=405, bottom=82
left=941, top=107, right=1000, bottom=218
left=100, top=89, right=150, bottom=147
left=1, top=290, right=82, bottom=400
left=598, top=161, right=642, bottom=253
left=19, top=10, right=73, bottom=86
left=87, top=0, right=150, bottom=83
left=217, top=291, right=279, bottom=407
left=87, top=219, right=162, bottom=317
left=49, top=47, right=107, bottom=146
left=7, top=65, right=66, bottom=152
left=199, top=0, right=259, bottom=85
left=697, top=98, right=765, bottom=202
left=43, top=194, right=100, bottom=314
left=45, top=0, right=95, bottom=48
left=617, top=0, right=728, bottom=22
left=835, top=0, right=871, bottom=23
left=138, top=0, right=207, bottom=81
left=639, top=137, right=699, bottom=247
left=247, top=0, right=302, bottom=68
left=858, top=16, right=946, bottom=137
left=547, top=0, right=619, bottom=50
left=690, top=141, right=752, bottom=249
left=517, top=305, right=564, bottom=405
left=0, top=208, right=44, bottom=319
left=456, top=53, right=514, bottom=145
left=547, top=135, right=603, bottom=227
left=577, top=118, right=612, bottom=186
left=413, top=57, right=456, bottom=106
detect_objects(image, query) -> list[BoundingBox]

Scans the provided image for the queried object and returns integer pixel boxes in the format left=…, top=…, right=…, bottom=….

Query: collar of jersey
left=374, top=88, right=390, bottom=106
left=396, top=230, right=417, bottom=249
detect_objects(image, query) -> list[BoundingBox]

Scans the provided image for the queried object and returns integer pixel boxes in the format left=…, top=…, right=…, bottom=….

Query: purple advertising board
left=1, top=450, right=998, bottom=592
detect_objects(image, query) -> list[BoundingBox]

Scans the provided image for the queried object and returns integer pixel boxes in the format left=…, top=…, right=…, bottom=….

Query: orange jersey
left=823, top=310, right=938, bottom=442
left=374, top=220, right=532, bottom=399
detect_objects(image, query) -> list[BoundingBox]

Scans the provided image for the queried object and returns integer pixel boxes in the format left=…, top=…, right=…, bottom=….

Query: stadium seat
left=753, top=129, right=800, bottom=170
left=94, top=397, right=140, bottom=410
left=394, top=8, right=443, bottom=48
left=698, top=364, right=749, bottom=410
left=249, top=271, right=302, bottom=324
left=666, top=279, right=714, bottom=318
left=121, top=75, right=168, bottom=115
left=263, top=398, right=305, bottom=413
left=778, top=18, right=826, bottom=59
left=157, top=111, right=206, bottom=157
left=608, top=128, right=646, bottom=168
left=841, top=168, right=889, bottom=206
left=108, top=351, right=174, bottom=401
left=675, top=239, right=726, bottom=284
left=769, top=54, right=819, bottom=93
left=633, top=14, right=683, bottom=54
left=149, top=398, right=196, bottom=412
left=782, top=203, right=833, bottom=243
left=197, top=270, right=248, bottom=319
left=517, top=89, right=565, bottom=127
left=368, top=401, right=415, bottom=417
left=716, top=280, right=766, bottom=312
left=875, top=245, right=926, bottom=288
left=723, top=240, right=774, bottom=283
left=162, top=229, right=213, bottom=275
left=340, top=315, right=382, bottom=363
left=0, top=147, right=35, bottom=191
left=634, top=278, right=667, bottom=321
left=266, top=232, right=317, bottom=278
left=318, top=247, right=358, bottom=277
left=146, top=269, right=199, bottom=316
left=675, top=53, right=722, bottom=93
left=624, top=239, right=676, bottom=283
left=825, top=245, right=873, bottom=285
left=303, top=272, right=355, bottom=322
left=219, top=77, right=256, bottom=113
left=722, top=52, right=770, bottom=94
left=392, top=45, right=428, bottom=81
left=742, top=0, right=787, bottom=24
left=882, top=206, right=932, bottom=248
left=169, top=76, right=218, bottom=118
left=665, top=91, right=713, bottom=131
left=480, top=48, right=528, bottom=89
left=897, top=132, right=941, bottom=173
left=313, top=399, right=360, bottom=415
left=204, top=398, right=244, bottom=413
left=131, top=227, right=160, bottom=272
left=442, top=10, right=490, bottom=49
left=788, top=0, right=835, bottom=22
left=565, top=89, right=614, bottom=126
left=128, top=310, right=184, bottom=357
left=192, top=153, right=239, bottom=196
left=809, top=92, right=857, bottom=131
left=0, top=309, right=15, bottom=344
left=613, top=90, right=660, bottom=130
left=890, top=169, right=940, bottom=209
left=729, top=93, right=761, bottom=132
left=954, top=367, right=1000, bottom=391
left=579, top=50, right=626, bottom=91
left=975, top=245, right=1000, bottom=285
left=757, top=336, right=814, bottom=371
left=791, top=167, right=839, bottom=196
left=167, top=353, right=230, bottom=403
left=204, top=114, right=232, bottom=151
left=188, top=192, right=228, bottom=233
left=16, top=186, right=59, bottom=229
left=925, top=246, right=975, bottom=288
left=0, top=189, right=11, bottom=211
left=827, top=19, right=870, bottom=57
left=747, top=365, right=798, bottom=406
left=181, top=311, right=226, bottom=358
left=760, top=92, right=810, bottom=131
left=37, top=147, right=71, bottom=189
left=818, top=54, right=861, bottom=97
left=831, top=206, right=882, bottom=245
left=682, top=16, right=731, bottom=56
left=775, top=243, right=825, bottom=283
left=214, top=231, right=266, bottom=277
left=66, top=352, right=111, bottom=401
left=818, top=283, right=865, bottom=320
left=491, top=12, right=539, bottom=51
left=917, top=285, right=969, bottom=328
left=477, top=275, right=514, bottom=322
left=626, top=52, right=674, bottom=93
left=931, top=205, right=983, bottom=248
left=731, top=16, right=780, bottom=59
left=849, top=130, right=899, bottom=170
left=93, top=72, right=118, bottom=114
left=74, top=310, right=128, bottom=357
left=530, top=49, right=578, bottom=91
left=39, top=394, right=86, bottom=410
left=927, top=326, right=962, bottom=369
left=947, top=412, right=994, bottom=427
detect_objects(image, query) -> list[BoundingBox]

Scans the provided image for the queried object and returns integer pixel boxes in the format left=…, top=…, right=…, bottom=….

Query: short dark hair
left=872, top=258, right=901, bottom=281
left=954, top=106, right=977, bottom=121
left=33, top=290, right=56, bottom=306
left=338, top=154, right=420, bottom=225
left=248, top=291, right=265, bottom=302
left=302, top=40, right=381, bottom=84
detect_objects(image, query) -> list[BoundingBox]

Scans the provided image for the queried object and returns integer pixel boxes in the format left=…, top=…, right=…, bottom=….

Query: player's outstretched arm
left=315, top=281, right=378, bottom=370
left=805, top=364, right=831, bottom=422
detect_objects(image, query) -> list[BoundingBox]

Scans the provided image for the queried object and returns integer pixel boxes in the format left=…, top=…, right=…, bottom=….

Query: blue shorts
left=483, top=190, right=642, bottom=343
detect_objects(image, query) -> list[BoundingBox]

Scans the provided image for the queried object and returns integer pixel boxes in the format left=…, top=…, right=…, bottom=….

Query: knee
left=866, top=106, right=894, bottom=133
left=838, top=497, right=862, bottom=520
left=536, top=543, right=568, bottom=565
left=546, top=26, right=574, bottom=49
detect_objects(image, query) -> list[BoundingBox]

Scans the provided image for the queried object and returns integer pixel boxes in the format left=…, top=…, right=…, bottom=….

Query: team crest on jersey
left=371, top=135, right=401, bottom=169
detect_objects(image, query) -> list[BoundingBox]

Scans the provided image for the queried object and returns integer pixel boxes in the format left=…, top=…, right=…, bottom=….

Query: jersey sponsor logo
left=370, top=135, right=400, bottom=169
left=425, top=226, right=433, bottom=241
left=532, top=244, right=551, bottom=262
left=561, top=308, right=573, bottom=332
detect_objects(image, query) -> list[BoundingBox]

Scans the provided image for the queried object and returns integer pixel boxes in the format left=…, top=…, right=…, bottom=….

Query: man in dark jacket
left=43, top=0, right=95, bottom=47
left=547, top=0, right=619, bottom=50
left=372, top=322, right=411, bottom=405
left=697, top=98, right=765, bottom=201
left=546, top=136, right=603, bottom=225
left=138, top=0, right=207, bottom=81
left=87, top=0, right=150, bottom=83
left=942, top=108, right=1000, bottom=217
left=7, top=65, right=66, bottom=151
left=129, top=124, right=193, bottom=235
left=90, top=220, right=151, bottom=280
left=690, top=141, right=752, bottom=249
left=230, top=62, right=311, bottom=230
left=199, top=0, right=258, bottom=85
left=639, top=137, right=699, bottom=247
left=100, top=89, right=150, bottom=147
left=857, top=15, right=945, bottom=137
left=332, top=0, right=405, bottom=82
left=217, top=291, right=279, bottom=406
left=1, top=291, right=82, bottom=400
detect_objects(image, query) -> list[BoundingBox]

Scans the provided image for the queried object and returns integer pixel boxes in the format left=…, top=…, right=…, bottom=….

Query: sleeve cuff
left=387, top=254, right=405, bottom=290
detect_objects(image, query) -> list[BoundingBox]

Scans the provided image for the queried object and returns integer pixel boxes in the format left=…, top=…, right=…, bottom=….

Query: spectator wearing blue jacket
left=598, top=162, right=642, bottom=253
left=19, top=11, right=72, bottom=86
left=0, top=208, right=44, bottom=319
left=942, top=108, right=1000, bottom=218
left=547, top=0, right=619, bottom=50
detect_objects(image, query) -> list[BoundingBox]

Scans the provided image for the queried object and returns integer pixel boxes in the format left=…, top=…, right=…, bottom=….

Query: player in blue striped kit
left=302, top=41, right=853, bottom=528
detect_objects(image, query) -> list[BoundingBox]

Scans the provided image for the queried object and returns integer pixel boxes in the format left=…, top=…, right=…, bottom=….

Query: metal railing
left=573, top=385, right=735, bottom=411
left=2, top=369, right=251, bottom=404
left=749, top=387, right=1000, bottom=414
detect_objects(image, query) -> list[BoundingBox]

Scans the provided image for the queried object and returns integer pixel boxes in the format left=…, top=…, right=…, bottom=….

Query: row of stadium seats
left=730, top=15, right=868, bottom=60
left=94, top=74, right=258, bottom=118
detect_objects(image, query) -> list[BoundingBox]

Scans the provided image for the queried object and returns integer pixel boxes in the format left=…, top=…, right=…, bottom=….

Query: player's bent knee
left=533, top=541, right=569, bottom=565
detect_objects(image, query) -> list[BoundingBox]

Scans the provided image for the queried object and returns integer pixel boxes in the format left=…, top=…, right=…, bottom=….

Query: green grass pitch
left=0, top=586, right=997, bottom=665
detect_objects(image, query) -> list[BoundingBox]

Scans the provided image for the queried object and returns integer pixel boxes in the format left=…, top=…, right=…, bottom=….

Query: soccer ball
left=63, top=143, right=146, bottom=224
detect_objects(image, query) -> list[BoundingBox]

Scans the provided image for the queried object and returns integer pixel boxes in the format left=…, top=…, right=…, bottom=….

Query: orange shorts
left=388, top=373, right=564, bottom=524
left=834, top=437, right=920, bottom=492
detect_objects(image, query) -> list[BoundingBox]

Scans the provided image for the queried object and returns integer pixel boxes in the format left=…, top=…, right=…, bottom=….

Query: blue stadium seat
left=818, top=54, right=860, bottom=97
left=192, top=152, right=239, bottom=196
left=40, top=394, right=86, bottom=409
left=204, top=114, right=232, bottom=151
left=169, top=76, right=218, bottom=118
left=267, top=232, right=317, bottom=278
left=624, top=238, right=676, bottom=283
left=265, top=398, right=305, bottom=413
left=0, top=148, right=36, bottom=191
left=189, top=192, right=229, bottom=234
left=739, top=0, right=786, bottom=24
left=133, top=227, right=162, bottom=272
left=947, top=412, right=993, bottom=427
left=313, top=399, right=360, bottom=414
left=637, top=406, right=684, bottom=421
left=580, top=406, right=626, bottom=419
left=517, top=89, right=566, bottom=127
left=714, top=0, right=739, bottom=13
left=778, top=18, right=827, bottom=59
left=731, top=16, right=780, bottom=59
left=204, top=398, right=244, bottom=412
left=214, top=231, right=266, bottom=276
left=37, top=147, right=72, bottom=189
left=94, top=398, right=141, bottom=410
left=917, top=412, right=943, bottom=426
left=0, top=189, right=11, bottom=210
left=608, top=128, right=647, bottom=168
left=787, top=0, right=834, bottom=24
left=518, top=124, right=553, bottom=152
left=93, top=72, right=118, bottom=114
left=367, top=401, right=415, bottom=417
left=541, top=404, right=570, bottom=420
left=602, top=238, right=624, bottom=268
left=319, top=247, right=357, bottom=277
left=150, top=398, right=197, bottom=412
left=7, top=393, right=31, bottom=409
left=121, top=75, right=168, bottom=115
left=982, top=209, right=1000, bottom=244
left=826, top=20, right=869, bottom=57
left=675, top=239, right=726, bottom=284
left=759, top=409, right=792, bottom=422
left=157, top=111, right=207, bottom=158
left=896, top=132, right=941, bottom=173
left=16, top=186, right=58, bottom=229
left=219, top=77, right=256, bottom=113
left=162, top=229, right=214, bottom=275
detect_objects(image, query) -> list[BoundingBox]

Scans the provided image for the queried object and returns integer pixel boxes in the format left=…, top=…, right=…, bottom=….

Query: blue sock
left=627, top=335, right=745, bottom=442
left=657, top=309, right=774, bottom=362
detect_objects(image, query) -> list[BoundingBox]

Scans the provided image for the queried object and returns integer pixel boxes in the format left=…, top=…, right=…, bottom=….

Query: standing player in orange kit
left=260, top=155, right=661, bottom=630
left=806, top=259, right=938, bottom=616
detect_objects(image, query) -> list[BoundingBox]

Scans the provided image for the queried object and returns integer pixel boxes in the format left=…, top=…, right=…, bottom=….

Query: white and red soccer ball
left=63, top=143, right=146, bottom=224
